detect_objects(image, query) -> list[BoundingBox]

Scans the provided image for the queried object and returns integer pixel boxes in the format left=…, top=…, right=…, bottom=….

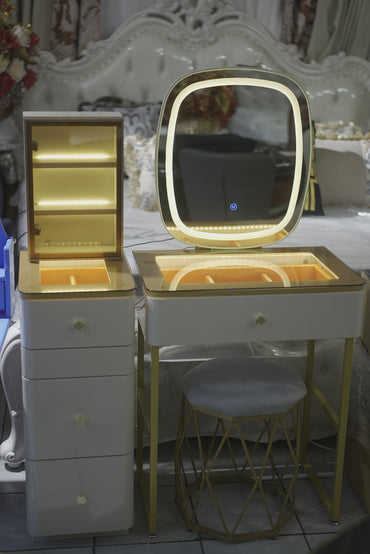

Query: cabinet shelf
left=33, top=161, right=117, bottom=169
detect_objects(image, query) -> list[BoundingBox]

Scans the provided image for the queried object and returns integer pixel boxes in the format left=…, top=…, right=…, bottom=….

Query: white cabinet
left=20, top=272, right=135, bottom=537
left=20, top=113, right=135, bottom=537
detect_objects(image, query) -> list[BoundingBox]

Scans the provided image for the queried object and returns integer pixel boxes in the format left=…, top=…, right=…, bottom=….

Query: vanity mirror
left=156, top=67, right=312, bottom=248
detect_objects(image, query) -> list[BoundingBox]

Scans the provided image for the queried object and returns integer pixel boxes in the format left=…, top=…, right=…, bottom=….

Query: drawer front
left=22, top=344, right=134, bottom=379
left=23, top=374, right=135, bottom=459
left=145, top=289, right=365, bottom=345
left=26, top=453, right=133, bottom=537
left=20, top=295, right=134, bottom=349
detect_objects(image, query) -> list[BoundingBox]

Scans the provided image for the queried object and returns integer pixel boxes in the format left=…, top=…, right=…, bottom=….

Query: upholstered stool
left=174, top=357, right=307, bottom=543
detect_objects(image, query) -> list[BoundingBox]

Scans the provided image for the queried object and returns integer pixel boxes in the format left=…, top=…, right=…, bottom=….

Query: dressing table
left=133, top=68, right=365, bottom=536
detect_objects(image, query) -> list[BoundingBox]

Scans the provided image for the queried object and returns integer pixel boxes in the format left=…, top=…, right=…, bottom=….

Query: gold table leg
left=301, top=338, right=355, bottom=522
left=330, top=337, right=354, bottom=523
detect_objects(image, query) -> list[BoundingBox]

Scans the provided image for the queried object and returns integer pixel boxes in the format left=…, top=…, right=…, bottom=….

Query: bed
left=2, top=0, right=370, bottom=467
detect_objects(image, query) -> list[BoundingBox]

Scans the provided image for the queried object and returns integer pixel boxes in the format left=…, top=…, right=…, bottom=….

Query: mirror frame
left=156, top=68, right=312, bottom=249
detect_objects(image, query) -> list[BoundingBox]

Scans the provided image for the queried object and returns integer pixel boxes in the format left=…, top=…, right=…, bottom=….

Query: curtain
left=281, top=0, right=318, bottom=59
left=100, top=0, right=156, bottom=40
left=17, top=0, right=101, bottom=60
left=307, top=0, right=370, bottom=62
left=233, top=0, right=283, bottom=39
left=49, top=0, right=101, bottom=60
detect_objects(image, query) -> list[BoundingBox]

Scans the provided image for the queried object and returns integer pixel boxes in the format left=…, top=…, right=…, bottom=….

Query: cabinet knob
left=255, top=314, right=267, bottom=326
left=73, top=414, right=87, bottom=427
left=76, top=493, right=87, bottom=505
left=73, top=320, right=85, bottom=332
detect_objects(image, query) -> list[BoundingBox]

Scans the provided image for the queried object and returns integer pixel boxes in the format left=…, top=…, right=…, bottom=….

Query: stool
left=174, top=357, right=307, bottom=542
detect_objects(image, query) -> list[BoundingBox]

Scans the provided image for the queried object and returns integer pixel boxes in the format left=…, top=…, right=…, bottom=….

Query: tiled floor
left=0, top=393, right=367, bottom=553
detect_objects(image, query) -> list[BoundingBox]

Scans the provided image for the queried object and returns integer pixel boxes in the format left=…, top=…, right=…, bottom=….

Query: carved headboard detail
left=24, top=0, right=370, bottom=130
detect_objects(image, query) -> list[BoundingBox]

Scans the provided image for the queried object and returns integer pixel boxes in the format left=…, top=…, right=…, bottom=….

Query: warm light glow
left=168, top=224, right=274, bottom=232
left=36, top=200, right=111, bottom=207
left=165, top=76, right=308, bottom=245
left=166, top=259, right=292, bottom=290
left=155, top=252, right=338, bottom=290
left=35, top=153, right=111, bottom=161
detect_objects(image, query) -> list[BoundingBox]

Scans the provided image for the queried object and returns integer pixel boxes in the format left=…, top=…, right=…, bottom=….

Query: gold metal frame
left=174, top=395, right=303, bottom=542
left=136, top=322, right=357, bottom=536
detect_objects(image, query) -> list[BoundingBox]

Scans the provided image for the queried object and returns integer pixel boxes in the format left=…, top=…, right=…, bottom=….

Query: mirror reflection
left=157, top=68, right=311, bottom=249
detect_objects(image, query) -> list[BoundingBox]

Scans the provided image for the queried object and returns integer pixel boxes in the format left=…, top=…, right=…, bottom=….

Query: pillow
left=314, top=121, right=370, bottom=207
left=79, top=97, right=161, bottom=138
left=315, top=149, right=367, bottom=207
left=124, top=134, right=157, bottom=211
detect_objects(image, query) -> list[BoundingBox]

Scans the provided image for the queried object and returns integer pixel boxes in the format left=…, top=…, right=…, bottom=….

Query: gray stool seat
left=182, top=357, right=307, bottom=417
left=175, top=357, right=307, bottom=543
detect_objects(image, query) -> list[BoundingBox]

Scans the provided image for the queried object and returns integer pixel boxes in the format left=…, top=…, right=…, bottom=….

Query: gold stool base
left=175, top=397, right=303, bottom=543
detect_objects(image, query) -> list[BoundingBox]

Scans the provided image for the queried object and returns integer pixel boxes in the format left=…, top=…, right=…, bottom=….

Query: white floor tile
left=295, top=476, right=367, bottom=533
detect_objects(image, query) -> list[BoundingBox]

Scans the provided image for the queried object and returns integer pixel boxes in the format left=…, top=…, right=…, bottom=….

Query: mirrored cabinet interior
left=24, top=112, right=122, bottom=261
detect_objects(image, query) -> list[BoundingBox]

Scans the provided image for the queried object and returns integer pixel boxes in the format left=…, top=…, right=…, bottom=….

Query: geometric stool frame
left=175, top=394, right=304, bottom=543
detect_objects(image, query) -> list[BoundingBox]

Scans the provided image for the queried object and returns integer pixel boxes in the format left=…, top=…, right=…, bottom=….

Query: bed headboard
left=24, top=1, right=370, bottom=131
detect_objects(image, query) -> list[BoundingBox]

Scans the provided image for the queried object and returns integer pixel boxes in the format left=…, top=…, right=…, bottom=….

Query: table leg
left=301, top=337, right=355, bottom=522
left=330, top=337, right=354, bottom=523
left=300, top=339, right=315, bottom=463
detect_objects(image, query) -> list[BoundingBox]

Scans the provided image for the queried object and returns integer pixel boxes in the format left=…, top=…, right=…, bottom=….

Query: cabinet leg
left=149, top=346, right=159, bottom=536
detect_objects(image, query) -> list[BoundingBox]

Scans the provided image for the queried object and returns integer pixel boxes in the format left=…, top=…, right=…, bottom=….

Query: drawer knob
left=73, top=414, right=87, bottom=427
left=76, top=493, right=87, bottom=505
left=255, top=314, right=267, bottom=326
left=73, top=320, right=85, bottom=332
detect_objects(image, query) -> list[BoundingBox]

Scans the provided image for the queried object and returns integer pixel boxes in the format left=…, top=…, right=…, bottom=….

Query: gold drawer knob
left=255, top=314, right=267, bottom=326
left=76, top=493, right=87, bottom=505
left=73, top=414, right=87, bottom=427
left=73, top=320, right=85, bottom=332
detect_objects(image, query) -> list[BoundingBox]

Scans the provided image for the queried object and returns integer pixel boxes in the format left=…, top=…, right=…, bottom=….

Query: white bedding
left=123, top=194, right=370, bottom=273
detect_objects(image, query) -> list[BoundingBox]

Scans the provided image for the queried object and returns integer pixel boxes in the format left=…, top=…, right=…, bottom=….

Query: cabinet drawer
left=23, top=374, right=135, bottom=459
left=20, top=295, right=134, bottom=349
left=145, top=289, right=365, bottom=345
left=26, top=453, right=133, bottom=537
left=22, top=344, right=134, bottom=379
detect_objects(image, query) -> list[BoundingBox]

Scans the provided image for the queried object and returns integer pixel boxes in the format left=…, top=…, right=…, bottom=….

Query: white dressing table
left=134, top=246, right=365, bottom=535
left=132, top=67, right=366, bottom=536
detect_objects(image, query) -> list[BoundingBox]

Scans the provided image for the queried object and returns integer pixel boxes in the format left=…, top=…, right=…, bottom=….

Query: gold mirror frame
left=156, top=68, right=312, bottom=249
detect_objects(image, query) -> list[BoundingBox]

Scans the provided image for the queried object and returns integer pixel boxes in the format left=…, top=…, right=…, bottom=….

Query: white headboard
left=24, top=1, right=370, bottom=131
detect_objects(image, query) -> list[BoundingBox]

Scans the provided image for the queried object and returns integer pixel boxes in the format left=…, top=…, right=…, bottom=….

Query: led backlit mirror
left=157, top=68, right=312, bottom=248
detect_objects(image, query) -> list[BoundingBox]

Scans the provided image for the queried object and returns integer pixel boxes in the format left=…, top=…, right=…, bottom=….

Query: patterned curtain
left=281, top=0, right=318, bottom=59
left=49, top=0, right=100, bottom=61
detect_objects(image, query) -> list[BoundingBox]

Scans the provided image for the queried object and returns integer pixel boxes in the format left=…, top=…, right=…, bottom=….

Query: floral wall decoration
left=0, top=0, right=39, bottom=118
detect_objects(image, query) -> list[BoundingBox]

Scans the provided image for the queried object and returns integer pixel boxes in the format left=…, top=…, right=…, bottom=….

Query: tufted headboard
left=24, top=1, right=370, bottom=132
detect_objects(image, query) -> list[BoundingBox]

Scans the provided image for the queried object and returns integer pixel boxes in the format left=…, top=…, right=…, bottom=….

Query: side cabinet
left=20, top=294, right=135, bottom=537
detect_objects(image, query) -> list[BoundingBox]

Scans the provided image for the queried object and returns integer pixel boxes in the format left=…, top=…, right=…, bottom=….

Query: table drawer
left=26, top=453, right=133, bottom=537
left=20, top=295, right=134, bottom=349
left=22, top=344, right=134, bottom=379
left=145, top=289, right=365, bottom=345
left=23, top=374, right=135, bottom=460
